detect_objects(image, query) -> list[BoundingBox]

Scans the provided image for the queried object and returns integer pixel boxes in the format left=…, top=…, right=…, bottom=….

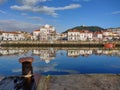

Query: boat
left=104, top=43, right=115, bottom=48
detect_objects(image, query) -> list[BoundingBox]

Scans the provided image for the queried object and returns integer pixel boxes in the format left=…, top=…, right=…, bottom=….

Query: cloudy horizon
left=0, top=0, right=120, bottom=32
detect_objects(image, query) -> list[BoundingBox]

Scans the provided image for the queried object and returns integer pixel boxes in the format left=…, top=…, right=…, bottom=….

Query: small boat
left=104, top=43, right=115, bottom=48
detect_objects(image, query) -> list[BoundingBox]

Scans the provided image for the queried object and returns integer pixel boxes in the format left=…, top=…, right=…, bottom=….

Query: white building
left=68, top=29, right=93, bottom=41
left=1, top=31, right=25, bottom=41
left=68, top=29, right=80, bottom=41
left=109, top=28, right=120, bottom=35
left=33, top=24, right=57, bottom=41
left=33, top=29, right=40, bottom=40
left=79, top=30, right=93, bottom=41
left=93, top=31, right=103, bottom=41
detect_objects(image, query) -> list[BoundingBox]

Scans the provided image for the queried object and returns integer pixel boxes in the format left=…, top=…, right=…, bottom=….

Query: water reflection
left=32, top=48, right=120, bottom=61
left=14, top=57, right=35, bottom=90
left=0, top=47, right=120, bottom=76
left=67, top=49, right=120, bottom=57
left=0, top=49, right=28, bottom=56
left=33, top=48, right=56, bottom=63
left=0, top=47, right=120, bottom=63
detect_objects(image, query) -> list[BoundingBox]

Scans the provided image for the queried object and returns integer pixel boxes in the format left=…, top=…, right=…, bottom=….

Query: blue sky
left=0, top=0, right=120, bottom=33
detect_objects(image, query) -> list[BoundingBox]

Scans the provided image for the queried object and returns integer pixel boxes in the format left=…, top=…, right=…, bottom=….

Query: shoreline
left=1, top=41, right=120, bottom=47
left=1, top=74, right=120, bottom=90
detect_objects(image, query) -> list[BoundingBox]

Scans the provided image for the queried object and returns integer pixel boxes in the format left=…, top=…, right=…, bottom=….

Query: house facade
left=33, top=24, right=57, bottom=41
left=68, top=29, right=93, bottom=41
left=68, top=29, right=80, bottom=41
left=0, top=31, right=25, bottom=41
left=93, top=31, right=103, bottom=41
left=33, top=30, right=40, bottom=40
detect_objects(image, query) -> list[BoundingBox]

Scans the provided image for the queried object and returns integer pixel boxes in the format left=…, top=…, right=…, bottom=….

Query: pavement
left=1, top=74, right=120, bottom=90
left=49, top=74, right=120, bottom=90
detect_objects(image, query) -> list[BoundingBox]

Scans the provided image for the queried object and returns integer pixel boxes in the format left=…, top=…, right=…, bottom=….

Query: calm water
left=0, top=47, right=120, bottom=76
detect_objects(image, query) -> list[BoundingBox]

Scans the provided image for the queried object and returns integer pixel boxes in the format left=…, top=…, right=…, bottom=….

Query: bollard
left=15, top=57, right=35, bottom=90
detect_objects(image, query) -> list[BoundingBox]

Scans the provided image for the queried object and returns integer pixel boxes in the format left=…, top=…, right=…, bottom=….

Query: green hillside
left=63, top=26, right=105, bottom=33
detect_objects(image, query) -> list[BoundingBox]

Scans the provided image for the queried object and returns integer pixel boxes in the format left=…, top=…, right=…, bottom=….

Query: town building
left=33, top=24, right=57, bottom=41
left=68, top=29, right=93, bottom=41
left=93, top=31, right=103, bottom=41
left=60, top=33, right=68, bottom=40
left=0, top=31, right=25, bottom=41
left=102, top=30, right=117, bottom=41
left=108, top=28, right=120, bottom=35
left=33, top=29, right=40, bottom=40
left=68, top=29, right=80, bottom=41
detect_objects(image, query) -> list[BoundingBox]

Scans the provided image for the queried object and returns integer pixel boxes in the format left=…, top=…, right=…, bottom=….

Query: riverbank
left=1, top=74, right=120, bottom=90
left=1, top=41, right=120, bottom=47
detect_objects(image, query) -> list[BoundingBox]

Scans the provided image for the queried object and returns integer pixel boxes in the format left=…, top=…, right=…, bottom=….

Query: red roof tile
left=34, top=29, right=40, bottom=32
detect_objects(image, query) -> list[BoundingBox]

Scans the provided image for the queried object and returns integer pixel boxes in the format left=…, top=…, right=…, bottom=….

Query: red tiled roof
left=34, top=29, right=40, bottom=32
left=94, top=31, right=103, bottom=34
left=2, top=32, right=20, bottom=34
left=79, top=30, right=91, bottom=33
left=68, top=29, right=79, bottom=32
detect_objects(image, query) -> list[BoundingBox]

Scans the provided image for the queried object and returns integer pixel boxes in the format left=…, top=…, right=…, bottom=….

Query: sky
left=0, top=0, right=120, bottom=33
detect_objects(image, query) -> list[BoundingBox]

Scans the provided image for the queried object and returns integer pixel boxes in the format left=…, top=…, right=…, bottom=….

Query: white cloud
left=0, top=20, right=40, bottom=32
left=21, top=13, right=28, bottom=16
left=0, top=10, right=6, bottom=14
left=0, top=0, right=6, bottom=4
left=27, top=16, right=42, bottom=20
left=112, top=11, right=120, bottom=14
left=21, top=0, right=49, bottom=6
left=11, top=4, right=81, bottom=17
left=51, top=4, right=81, bottom=10
left=21, top=13, right=42, bottom=21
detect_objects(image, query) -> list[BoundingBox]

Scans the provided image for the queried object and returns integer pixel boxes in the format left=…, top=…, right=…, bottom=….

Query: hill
left=63, top=26, right=105, bottom=33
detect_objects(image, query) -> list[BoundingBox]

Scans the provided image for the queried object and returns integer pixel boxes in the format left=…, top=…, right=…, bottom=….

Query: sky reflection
left=0, top=47, right=120, bottom=76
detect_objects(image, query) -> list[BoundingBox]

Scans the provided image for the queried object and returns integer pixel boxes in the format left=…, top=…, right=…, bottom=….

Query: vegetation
left=63, top=25, right=105, bottom=33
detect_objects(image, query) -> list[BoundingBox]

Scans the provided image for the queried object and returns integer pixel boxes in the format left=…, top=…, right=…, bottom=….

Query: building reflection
left=0, top=47, right=120, bottom=63
left=32, top=48, right=56, bottom=63
left=14, top=57, right=35, bottom=90
left=32, top=47, right=120, bottom=62
left=67, top=49, right=120, bottom=57
left=0, top=49, right=28, bottom=56
left=67, top=49, right=93, bottom=57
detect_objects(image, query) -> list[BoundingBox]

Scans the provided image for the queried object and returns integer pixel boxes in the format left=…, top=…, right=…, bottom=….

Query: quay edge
left=0, top=41, right=120, bottom=47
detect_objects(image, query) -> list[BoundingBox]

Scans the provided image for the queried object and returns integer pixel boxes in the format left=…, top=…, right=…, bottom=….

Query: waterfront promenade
left=1, top=74, right=120, bottom=90
left=1, top=41, right=120, bottom=47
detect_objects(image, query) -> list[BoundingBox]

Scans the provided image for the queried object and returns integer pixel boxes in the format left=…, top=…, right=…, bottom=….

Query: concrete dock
left=1, top=41, right=120, bottom=47
left=1, top=74, right=120, bottom=90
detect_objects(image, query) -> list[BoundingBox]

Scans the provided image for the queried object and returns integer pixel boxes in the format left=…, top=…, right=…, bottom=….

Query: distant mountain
left=63, top=26, right=105, bottom=33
